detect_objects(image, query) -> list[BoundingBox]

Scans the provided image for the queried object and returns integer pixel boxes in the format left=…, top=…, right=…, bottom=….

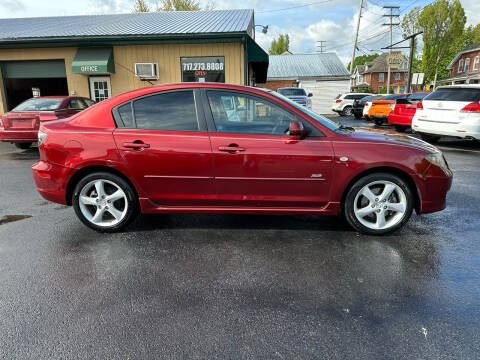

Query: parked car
left=332, top=93, right=373, bottom=116
left=412, top=85, right=480, bottom=143
left=368, top=94, right=408, bottom=126
left=32, top=83, right=452, bottom=235
left=353, top=95, right=383, bottom=119
left=388, top=92, right=429, bottom=132
left=363, top=95, right=383, bottom=120
left=0, top=96, right=95, bottom=149
left=276, top=87, right=312, bottom=110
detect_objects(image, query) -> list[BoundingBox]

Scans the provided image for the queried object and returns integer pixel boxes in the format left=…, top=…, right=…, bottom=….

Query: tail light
left=461, top=101, right=480, bottom=112
left=416, top=101, right=423, bottom=110
left=390, top=103, right=396, bottom=110
left=335, top=99, right=342, bottom=103
left=365, top=102, right=370, bottom=107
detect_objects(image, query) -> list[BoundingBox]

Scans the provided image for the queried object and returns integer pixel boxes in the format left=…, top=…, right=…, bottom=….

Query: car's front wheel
left=73, top=172, right=139, bottom=232
left=344, top=173, right=414, bottom=235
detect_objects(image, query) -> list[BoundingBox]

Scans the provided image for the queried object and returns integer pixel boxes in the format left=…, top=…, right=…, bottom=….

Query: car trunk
left=419, top=100, right=470, bottom=123
left=2, top=111, right=63, bottom=131
left=393, top=99, right=418, bottom=117
left=371, top=100, right=395, bottom=114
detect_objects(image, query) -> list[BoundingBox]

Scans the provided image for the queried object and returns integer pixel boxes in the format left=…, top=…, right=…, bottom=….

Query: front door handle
left=122, top=140, right=150, bottom=150
left=218, top=144, right=245, bottom=153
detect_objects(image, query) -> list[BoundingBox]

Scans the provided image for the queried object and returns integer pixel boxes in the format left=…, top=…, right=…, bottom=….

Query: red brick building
left=351, top=52, right=408, bottom=93
left=445, top=41, right=480, bottom=84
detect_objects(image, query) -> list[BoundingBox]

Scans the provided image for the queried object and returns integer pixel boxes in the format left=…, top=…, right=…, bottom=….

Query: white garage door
left=300, top=80, right=350, bottom=114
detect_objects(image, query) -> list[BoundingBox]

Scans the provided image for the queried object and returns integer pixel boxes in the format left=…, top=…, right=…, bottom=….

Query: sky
left=1, top=0, right=479, bottom=66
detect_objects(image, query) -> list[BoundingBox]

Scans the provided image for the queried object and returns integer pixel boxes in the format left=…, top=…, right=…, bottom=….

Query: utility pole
left=316, top=40, right=326, bottom=53
left=383, top=6, right=400, bottom=94
left=349, top=0, right=364, bottom=92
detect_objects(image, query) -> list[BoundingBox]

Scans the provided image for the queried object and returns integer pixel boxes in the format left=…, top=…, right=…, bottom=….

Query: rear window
left=13, top=98, right=63, bottom=111
left=277, top=88, right=306, bottom=96
left=381, top=94, right=405, bottom=100
left=424, top=88, right=480, bottom=102
left=407, top=93, right=429, bottom=100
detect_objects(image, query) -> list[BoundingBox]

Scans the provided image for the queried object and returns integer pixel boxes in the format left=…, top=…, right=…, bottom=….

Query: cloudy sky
left=1, top=0, right=479, bottom=65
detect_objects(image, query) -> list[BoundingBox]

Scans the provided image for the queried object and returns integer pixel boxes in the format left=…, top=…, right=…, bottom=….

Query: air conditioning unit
left=134, top=63, right=159, bottom=80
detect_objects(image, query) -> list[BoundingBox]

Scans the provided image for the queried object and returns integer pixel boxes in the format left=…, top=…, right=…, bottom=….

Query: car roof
left=436, top=84, right=480, bottom=89
left=277, top=87, right=304, bottom=90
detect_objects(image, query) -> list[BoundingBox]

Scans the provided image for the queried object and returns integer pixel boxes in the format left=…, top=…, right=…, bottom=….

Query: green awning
left=72, top=48, right=115, bottom=74
left=246, top=36, right=269, bottom=83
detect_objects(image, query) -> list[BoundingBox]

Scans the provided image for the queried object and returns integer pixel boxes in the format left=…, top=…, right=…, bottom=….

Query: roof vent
left=135, top=63, right=159, bottom=80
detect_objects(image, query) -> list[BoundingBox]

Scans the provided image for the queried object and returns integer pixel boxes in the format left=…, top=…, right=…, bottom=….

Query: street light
left=255, top=25, right=268, bottom=34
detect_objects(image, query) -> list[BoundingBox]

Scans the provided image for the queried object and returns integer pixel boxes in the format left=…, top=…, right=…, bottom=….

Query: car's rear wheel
left=14, top=142, right=32, bottom=150
left=394, top=125, right=408, bottom=132
left=73, top=172, right=139, bottom=232
left=420, top=133, right=440, bottom=143
left=364, top=115, right=370, bottom=121
left=374, top=118, right=384, bottom=126
left=354, top=112, right=362, bottom=119
left=342, top=106, right=353, bottom=116
left=344, top=173, right=414, bottom=235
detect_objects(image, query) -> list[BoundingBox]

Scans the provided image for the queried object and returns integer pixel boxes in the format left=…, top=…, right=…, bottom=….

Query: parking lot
left=1, top=116, right=479, bottom=359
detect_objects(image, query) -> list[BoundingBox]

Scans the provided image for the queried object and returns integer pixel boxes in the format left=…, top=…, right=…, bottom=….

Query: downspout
left=243, top=35, right=249, bottom=86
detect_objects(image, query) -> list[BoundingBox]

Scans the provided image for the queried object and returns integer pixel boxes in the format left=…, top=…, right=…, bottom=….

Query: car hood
left=347, top=127, right=439, bottom=153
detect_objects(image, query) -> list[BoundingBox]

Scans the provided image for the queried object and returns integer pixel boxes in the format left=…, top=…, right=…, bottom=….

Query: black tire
left=14, top=142, right=32, bottom=149
left=342, top=106, right=353, bottom=117
left=364, top=115, right=370, bottom=121
left=394, top=125, right=408, bottom=133
left=343, top=172, right=414, bottom=235
left=374, top=118, right=384, bottom=126
left=354, top=112, right=362, bottom=119
left=73, top=172, right=139, bottom=232
left=420, top=133, right=440, bottom=143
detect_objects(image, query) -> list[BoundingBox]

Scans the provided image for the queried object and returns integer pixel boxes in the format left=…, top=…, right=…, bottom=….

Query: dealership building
left=0, top=9, right=268, bottom=113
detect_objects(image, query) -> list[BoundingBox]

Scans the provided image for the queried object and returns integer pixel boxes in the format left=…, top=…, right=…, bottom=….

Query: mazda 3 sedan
left=32, top=83, right=452, bottom=235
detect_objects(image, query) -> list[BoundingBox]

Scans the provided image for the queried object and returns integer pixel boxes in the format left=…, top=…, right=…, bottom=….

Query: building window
left=181, top=56, right=225, bottom=83
left=474, top=56, right=480, bottom=71
left=379, top=73, right=385, bottom=82
left=395, top=73, right=401, bottom=81
left=464, top=58, right=471, bottom=73
left=458, top=59, right=464, bottom=73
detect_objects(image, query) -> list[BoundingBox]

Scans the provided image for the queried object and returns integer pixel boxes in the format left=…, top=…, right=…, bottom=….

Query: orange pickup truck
left=368, top=94, right=408, bottom=126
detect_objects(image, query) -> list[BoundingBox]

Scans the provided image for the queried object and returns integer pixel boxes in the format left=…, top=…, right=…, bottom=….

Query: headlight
left=38, top=130, right=48, bottom=145
left=425, top=152, right=449, bottom=171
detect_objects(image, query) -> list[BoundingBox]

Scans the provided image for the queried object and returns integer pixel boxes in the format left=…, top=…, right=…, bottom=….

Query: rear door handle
left=122, top=140, right=150, bottom=150
left=218, top=144, right=245, bottom=153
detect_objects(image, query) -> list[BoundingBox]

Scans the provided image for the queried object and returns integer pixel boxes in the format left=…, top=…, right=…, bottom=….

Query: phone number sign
left=181, top=56, right=225, bottom=82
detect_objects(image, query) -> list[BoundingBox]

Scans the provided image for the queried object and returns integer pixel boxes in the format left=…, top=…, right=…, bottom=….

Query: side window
left=117, top=103, right=134, bottom=128
left=68, top=99, right=86, bottom=109
left=133, top=91, right=199, bottom=131
left=344, top=95, right=353, bottom=100
left=83, top=98, right=95, bottom=107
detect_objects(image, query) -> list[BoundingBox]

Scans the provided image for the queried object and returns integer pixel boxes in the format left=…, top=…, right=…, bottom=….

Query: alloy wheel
left=78, top=179, right=128, bottom=227
left=353, top=180, right=407, bottom=230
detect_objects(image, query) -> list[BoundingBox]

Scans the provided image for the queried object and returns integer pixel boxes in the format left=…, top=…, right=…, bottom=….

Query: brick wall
left=255, top=79, right=298, bottom=91
left=369, top=72, right=407, bottom=92
left=450, top=50, right=480, bottom=77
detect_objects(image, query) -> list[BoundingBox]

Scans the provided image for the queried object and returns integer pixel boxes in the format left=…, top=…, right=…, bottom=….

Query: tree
left=347, top=54, right=380, bottom=73
left=418, top=0, right=466, bottom=87
left=156, top=0, right=201, bottom=11
left=133, top=0, right=150, bottom=12
left=401, top=7, right=421, bottom=38
left=269, top=34, right=290, bottom=55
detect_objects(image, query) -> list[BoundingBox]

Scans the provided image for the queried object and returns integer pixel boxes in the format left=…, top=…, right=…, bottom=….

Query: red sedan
left=388, top=92, right=429, bottom=132
left=32, top=83, right=452, bottom=235
left=0, top=96, right=95, bottom=149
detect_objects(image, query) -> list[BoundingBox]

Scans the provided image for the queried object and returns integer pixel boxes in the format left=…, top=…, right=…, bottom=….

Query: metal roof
left=266, top=53, right=349, bottom=80
left=0, top=9, right=254, bottom=41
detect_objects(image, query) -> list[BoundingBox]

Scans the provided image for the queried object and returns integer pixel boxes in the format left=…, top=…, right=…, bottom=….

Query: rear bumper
left=32, top=160, right=72, bottom=205
left=412, top=116, right=480, bottom=139
left=418, top=165, right=453, bottom=214
left=388, top=113, right=412, bottom=126
left=0, top=128, right=38, bottom=143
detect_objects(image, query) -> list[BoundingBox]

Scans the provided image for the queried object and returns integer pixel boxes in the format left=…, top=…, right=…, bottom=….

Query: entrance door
left=205, top=90, right=334, bottom=208
left=89, top=76, right=111, bottom=102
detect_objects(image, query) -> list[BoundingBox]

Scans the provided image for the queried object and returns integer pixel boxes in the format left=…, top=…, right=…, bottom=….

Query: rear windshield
left=13, top=98, right=63, bottom=111
left=381, top=94, right=406, bottom=100
left=407, top=92, right=429, bottom=100
left=424, top=88, right=480, bottom=102
left=277, top=88, right=306, bottom=97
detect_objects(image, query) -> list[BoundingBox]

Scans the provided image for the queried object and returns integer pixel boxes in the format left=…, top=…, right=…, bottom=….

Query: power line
left=257, top=0, right=334, bottom=14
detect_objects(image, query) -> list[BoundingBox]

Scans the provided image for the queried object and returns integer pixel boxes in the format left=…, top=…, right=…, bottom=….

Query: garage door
left=1, top=60, right=68, bottom=110
left=299, top=80, right=349, bottom=114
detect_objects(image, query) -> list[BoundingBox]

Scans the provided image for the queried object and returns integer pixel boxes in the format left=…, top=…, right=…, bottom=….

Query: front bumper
left=0, top=128, right=38, bottom=143
left=418, top=164, right=453, bottom=214
left=32, top=160, right=73, bottom=205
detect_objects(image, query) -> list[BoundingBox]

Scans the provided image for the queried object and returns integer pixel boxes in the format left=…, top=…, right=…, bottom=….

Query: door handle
left=122, top=140, right=150, bottom=150
left=218, top=144, right=245, bottom=153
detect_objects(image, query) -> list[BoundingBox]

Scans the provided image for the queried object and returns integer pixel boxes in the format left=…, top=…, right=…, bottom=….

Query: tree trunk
left=433, top=71, right=438, bottom=89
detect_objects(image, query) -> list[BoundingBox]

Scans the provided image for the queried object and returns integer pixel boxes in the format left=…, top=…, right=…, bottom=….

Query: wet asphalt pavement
left=0, top=116, right=479, bottom=359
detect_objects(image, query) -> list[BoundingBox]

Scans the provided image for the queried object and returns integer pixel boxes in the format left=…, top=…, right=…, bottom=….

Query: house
left=255, top=53, right=350, bottom=114
left=444, top=41, right=480, bottom=84
left=351, top=52, right=409, bottom=93
left=0, top=10, right=268, bottom=112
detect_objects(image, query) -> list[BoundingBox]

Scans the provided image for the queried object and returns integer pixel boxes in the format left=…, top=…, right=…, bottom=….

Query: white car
left=412, top=85, right=480, bottom=142
left=332, top=93, right=373, bottom=116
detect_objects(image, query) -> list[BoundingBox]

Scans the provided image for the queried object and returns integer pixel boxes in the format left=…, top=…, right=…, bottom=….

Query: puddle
left=0, top=215, right=32, bottom=225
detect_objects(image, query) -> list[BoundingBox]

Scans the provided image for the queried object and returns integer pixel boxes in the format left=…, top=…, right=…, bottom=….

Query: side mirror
left=308, top=93, right=313, bottom=97
left=289, top=121, right=307, bottom=138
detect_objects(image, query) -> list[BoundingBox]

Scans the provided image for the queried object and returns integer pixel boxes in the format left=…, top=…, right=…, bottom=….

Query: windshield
left=13, top=98, right=63, bottom=111
left=277, top=88, right=307, bottom=97
left=270, top=91, right=339, bottom=131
